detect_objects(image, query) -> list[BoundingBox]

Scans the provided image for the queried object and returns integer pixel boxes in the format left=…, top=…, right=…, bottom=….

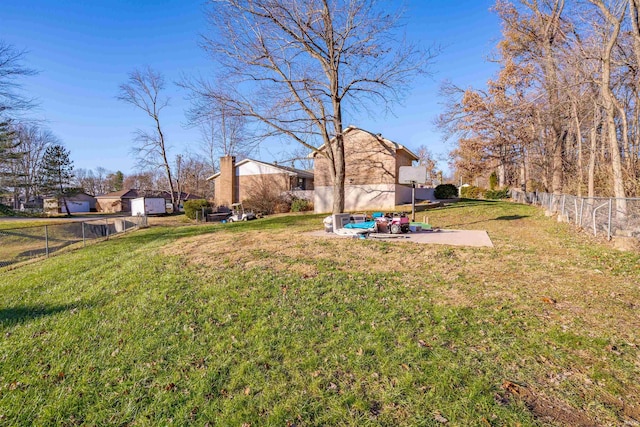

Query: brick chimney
left=217, top=155, right=236, bottom=207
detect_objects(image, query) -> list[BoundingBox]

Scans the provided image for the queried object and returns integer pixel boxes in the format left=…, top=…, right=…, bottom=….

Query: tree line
left=440, top=0, right=640, bottom=217
left=0, top=43, right=215, bottom=210
left=5, top=1, right=436, bottom=214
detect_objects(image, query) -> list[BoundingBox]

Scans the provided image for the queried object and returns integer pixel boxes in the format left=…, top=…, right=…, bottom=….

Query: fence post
left=82, top=221, right=86, bottom=247
left=579, top=199, right=584, bottom=227
left=561, top=195, right=566, bottom=217
left=608, top=199, right=612, bottom=241
left=105, top=218, right=110, bottom=240
left=44, top=225, right=49, bottom=257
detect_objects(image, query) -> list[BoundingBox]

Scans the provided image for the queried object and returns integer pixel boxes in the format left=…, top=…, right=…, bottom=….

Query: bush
left=184, top=199, right=211, bottom=219
left=434, top=184, right=458, bottom=199
left=290, top=198, right=313, bottom=212
left=484, top=188, right=510, bottom=199
left=244, top=194, right=291, bottom=215
left=460, top=185, right=483, bottom=199
left=0, top=203, right=15, bottom=216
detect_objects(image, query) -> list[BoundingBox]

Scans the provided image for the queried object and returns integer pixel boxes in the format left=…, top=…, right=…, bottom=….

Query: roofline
left=206, top=158, right=314, bottom=181
left=310, top=126, right=419, bottom=161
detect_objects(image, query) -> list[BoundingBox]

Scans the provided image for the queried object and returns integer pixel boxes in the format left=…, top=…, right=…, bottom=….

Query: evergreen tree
left=108, top=170, right=124, bottom=192
left=0, top=120, right=25, bottom=206
left=39, top=144, right=76, bottom=215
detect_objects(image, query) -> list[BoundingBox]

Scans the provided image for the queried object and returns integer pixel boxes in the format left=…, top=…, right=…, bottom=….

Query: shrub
left=434, top=184, right=458, bottom=199
left=244, top=194, right=291, bottom=215
left=184, top=199, right=211, bottom=219
left=484, top=188, right=510, bottom=199
left=0, top=203, right=15, bottom=216
left=460, top=185, right=483, bottom=199
left=241, top=175, right=293, bottom=215
left=290, top=198, right=313, bottom=212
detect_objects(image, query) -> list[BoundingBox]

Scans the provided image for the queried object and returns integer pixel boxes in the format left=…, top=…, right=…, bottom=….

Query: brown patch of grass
left=160, top=202, right=640, bottom=425
left=501, top=380, right=598, bottom=427
left=162, top=208, right=640, bottom=342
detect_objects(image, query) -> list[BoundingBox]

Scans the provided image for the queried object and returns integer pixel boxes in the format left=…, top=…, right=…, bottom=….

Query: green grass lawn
left=1, top=201, right=639, bottom=426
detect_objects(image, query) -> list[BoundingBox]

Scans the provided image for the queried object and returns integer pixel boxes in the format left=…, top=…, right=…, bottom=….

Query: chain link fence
left=0, top=216, right=148, bottom=268
left=511, top=189, right=640, bottom=240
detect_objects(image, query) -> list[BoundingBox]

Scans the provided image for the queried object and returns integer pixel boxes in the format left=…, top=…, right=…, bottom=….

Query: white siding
left=237, top=161, right=290, bottom=176
left=314, top=184, right=397, bottom=213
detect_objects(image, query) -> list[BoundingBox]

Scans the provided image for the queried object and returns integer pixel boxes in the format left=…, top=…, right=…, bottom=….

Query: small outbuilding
left=131, top=197, right=167, bottom=216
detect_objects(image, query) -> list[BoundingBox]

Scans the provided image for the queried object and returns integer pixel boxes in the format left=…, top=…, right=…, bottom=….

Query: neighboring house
left=95, top=189, right=139, bottom=213
left=206, top=157, right=314, bottom=208
left=43, top=192, right=97, bottom=214
left=96, top=189, right=203, bottom=213
left=312, top=126, right=419, bottom=213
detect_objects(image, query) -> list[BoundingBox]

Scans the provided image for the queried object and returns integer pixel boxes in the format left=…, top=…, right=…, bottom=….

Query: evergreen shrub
left=434, top=184, right=458, bottom=199
left=184, top=199, right=211, bottom=219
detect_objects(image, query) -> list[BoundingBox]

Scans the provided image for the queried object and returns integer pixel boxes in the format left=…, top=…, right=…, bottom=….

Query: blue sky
left=2, top=0, right=501, bottom=175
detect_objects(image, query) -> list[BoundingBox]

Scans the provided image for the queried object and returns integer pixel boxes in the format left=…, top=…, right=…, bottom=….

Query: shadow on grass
left=443, top=214, right=530, bottom=228
left=495, top=215, right=529, bottom=221
left=0, top=303, right=87, bottom=325
left=433, top=199, right=500, bottom=211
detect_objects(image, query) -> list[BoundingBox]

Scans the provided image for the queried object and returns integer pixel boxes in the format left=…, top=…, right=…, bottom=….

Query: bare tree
left=0, top=41, right=37, bottom=117
left=415, top=145, right=438, bottom=187
left=277, top=145, right=315, bottom=171
left=588, top=0, right=628, bottom=217
left=494, top=0, right=568, bottom=197
left=123, top=171, right=160, bottom=192
left=13, top=123, right=57, bottom=201
left=117, top=67, right=177, bottom=209
left=194, top=0, right=435, bottom=213
left=173, top=152, right=212, bottom=198
left=74, top=167, right=123, bottom=195
left=183, top=87, right=259, bottom=172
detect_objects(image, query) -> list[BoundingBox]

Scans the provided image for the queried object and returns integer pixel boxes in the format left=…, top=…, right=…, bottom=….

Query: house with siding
left=312, top=126, right=419, bottom=213
left=206, top=157, right=314, bottom=208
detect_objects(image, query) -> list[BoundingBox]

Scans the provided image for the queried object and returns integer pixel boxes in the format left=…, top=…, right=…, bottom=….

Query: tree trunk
left=588, top=106, right=599, bottom=199
left=156, top=116, right=177, bottom=211
left=612, top=96, right=631, bottom=169
left=520, top=146, right=527, bottom=191
left=593, top=0, right=627, bottom=217
left=541, top=1, right=566, bottom=201
left=332, top=134, right=346, bottom=213
left=629, top=0, right=640, bottom=65
left=572, top=100, right=584, bottom=197
left=59, top=180, right=70, bottom=216
left=498, top=158, right=506, bottom=188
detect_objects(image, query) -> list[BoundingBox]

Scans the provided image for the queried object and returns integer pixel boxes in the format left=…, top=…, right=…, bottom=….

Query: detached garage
left=44, top=192, right=96, bottom=214
left=61, top=201, right=91, bottom=214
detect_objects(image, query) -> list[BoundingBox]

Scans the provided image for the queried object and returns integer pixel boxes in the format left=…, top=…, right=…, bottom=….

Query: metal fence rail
left=511, top=189, right=640, bottom=241
left=0, top=216, right=148, bottom=268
